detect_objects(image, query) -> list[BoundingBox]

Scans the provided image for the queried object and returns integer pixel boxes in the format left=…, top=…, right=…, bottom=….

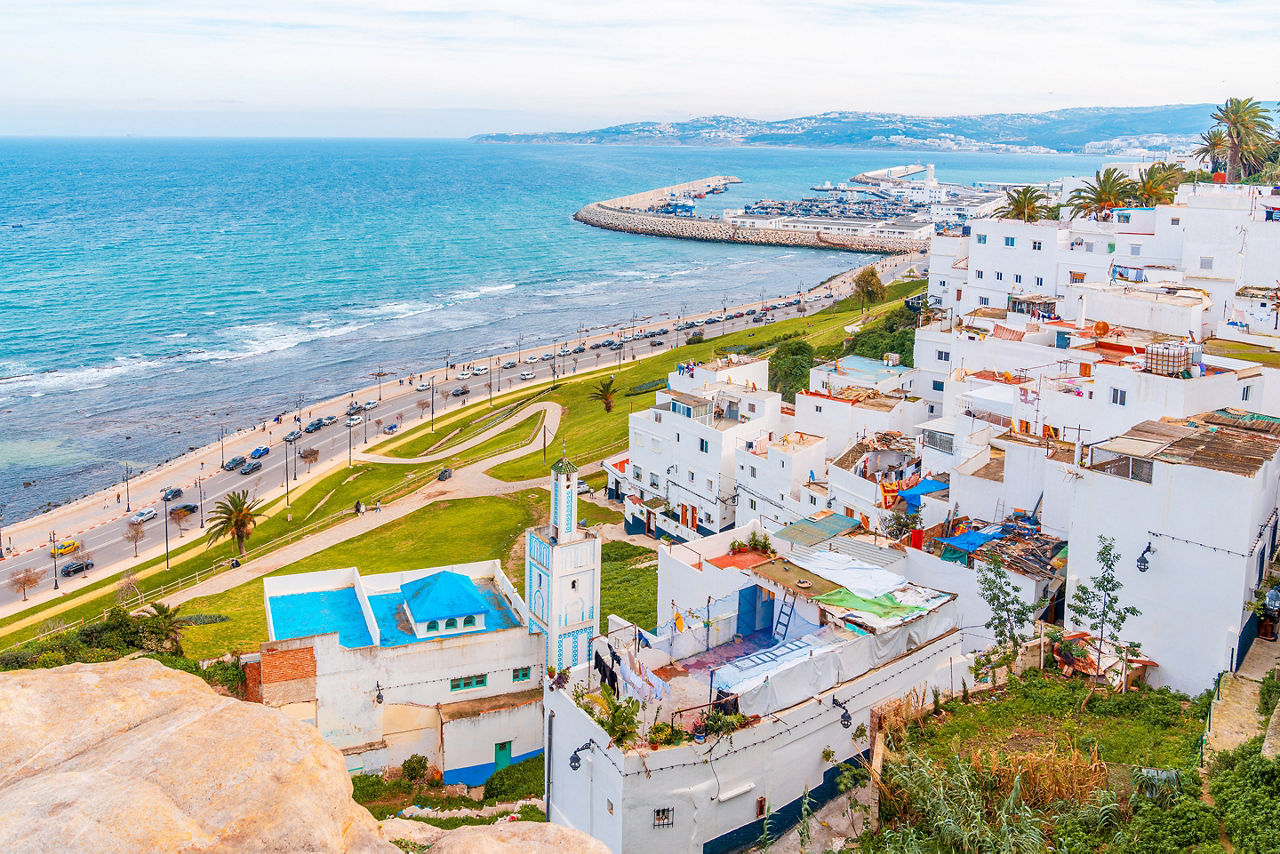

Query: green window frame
left=463, top=615, right=476, bottom=627
left=425, top=620, right=438, bottom=632
left=445, top=618, right=457, bottom=629
left=450, top=674, right=488, bottom=691
left=512, top=667, right=531, bottom=682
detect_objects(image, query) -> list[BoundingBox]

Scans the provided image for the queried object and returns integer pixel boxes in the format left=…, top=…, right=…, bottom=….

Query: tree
left=69, top=542, right=94, bottom=572
left=1068, top=168, right=1136, bottom=221
left=123, top=521, right=146, bottom=557
left=996, top=185, right=1052, bottom=222
left=416, top=398, right=431, bottom=420
left=588, top=377, right=617, bottom=413
left=1070, top=535, right=1141, bottom=680
left=685, top=331, right=704, bottom=345
left=300, top=447, right=319, bottom=472
left=116, top=568, right=141, bottom=605
left=7, top=566, right=43, bottom=602
left=374, top=418, right=383, bottom=435
left=1193, top=127, right=1229, bottom=174
left=205, top=490, right=265, bottom=556
left=768, top=339, right=815, bottom=403
left=1211, top=97, right=1274, bottom=182
left=976, top=555, right=1042, bottom=680
left=1132, top=163, right=1184, bottom=207
left=852, top=267, right=885, bottom=311
left=141, top=601, right=192, bottom=656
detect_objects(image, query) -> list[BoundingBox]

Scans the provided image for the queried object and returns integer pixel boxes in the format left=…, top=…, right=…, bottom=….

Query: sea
left=0, top=139, right=1108, bottom=521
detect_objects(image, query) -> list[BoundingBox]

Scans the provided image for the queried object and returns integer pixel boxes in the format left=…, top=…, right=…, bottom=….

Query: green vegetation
left=1209, top=736, right=1280, bottom=851
left=768, top=339, right=815, bottom=403
left=410, top=803, right=546, bottom=829
left=599, top=542, right=657, bottom=633
left=482, top=753, right=544, bottom=801
left=844, top=304, right=918, bottom=367
left=995, top=185, right=1053, bottom=222
left=378, top=392, right=544, bottom=459
left=205, top=490, right=267, bottom=556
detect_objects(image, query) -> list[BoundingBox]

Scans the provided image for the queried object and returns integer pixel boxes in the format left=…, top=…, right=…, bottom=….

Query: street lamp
left=347, top=423, right=353, bottom=468
left=219, top=424, right=226, bottom=469
left=197, top=477, right=205, bottom=528
left=370, top=368, right=391, bottom=401
left=49, top=531, right=59, bottom=590
left=0, top=503, right=6, bottom=560
left=162, top=494, right=171, bottom=572
left=123, top=464, right=133, bottom=512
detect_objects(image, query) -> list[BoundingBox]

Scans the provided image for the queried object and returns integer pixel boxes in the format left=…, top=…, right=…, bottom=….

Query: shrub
left=483, top=753, right=544, bottom=802
left=685, top=331, right=704, bottom=345
left=625, top=379, right=667, bottom=397
left=1125, top=797, right=1219, bottom=854
left=34, top=651, right=66, bottom=668
left=401, top=754, right=428, bottom=783
left=1258, top=670, right=1280, bottom=717
left=183, top=614, right=231, bottom=626
left=1209, top=736, right=1280, bottom=851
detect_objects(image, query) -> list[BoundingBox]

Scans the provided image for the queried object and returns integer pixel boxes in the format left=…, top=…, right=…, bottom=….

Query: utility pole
left=430, top=377, right=436, bottom=430
left=197, top=477, right=206, bottom=527
left=348, top=423, right=353, bottom=467
left=123, top=464, right=133, bottom=512
left=49, top=531, right=59, bottom=590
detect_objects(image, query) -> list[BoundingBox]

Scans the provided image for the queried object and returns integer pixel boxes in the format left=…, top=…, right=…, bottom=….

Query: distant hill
left=473, top=104, right=1215, bottom=153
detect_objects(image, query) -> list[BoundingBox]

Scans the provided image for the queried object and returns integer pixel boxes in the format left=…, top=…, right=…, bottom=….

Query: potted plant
left=729, top=539, right=746, bottom=555
left=692, top=714, right=707, bottom=744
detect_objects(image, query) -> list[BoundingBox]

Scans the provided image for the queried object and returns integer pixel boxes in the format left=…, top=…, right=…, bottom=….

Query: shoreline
left=4, top=252, right=926, bottom=542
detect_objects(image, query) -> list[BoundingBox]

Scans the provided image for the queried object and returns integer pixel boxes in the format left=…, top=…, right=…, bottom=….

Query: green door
left=494, top=740, right=512, bottom=772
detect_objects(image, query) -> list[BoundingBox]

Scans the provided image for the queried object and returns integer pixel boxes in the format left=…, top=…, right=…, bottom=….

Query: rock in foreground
left=428, top=821, right=610, bottom=853
left=0, top=658, right=391, bottom=853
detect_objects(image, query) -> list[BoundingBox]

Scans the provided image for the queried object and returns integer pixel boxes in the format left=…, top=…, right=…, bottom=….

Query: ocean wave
left=451, top=283, right=516, bottom=301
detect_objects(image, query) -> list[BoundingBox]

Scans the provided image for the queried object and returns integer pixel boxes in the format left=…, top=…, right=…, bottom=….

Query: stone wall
left=574, top=202, right=929, bottom=256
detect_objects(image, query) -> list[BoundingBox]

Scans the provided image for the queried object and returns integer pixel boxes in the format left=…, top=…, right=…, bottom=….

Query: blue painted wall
left=443, top=747, right=544, bottom=787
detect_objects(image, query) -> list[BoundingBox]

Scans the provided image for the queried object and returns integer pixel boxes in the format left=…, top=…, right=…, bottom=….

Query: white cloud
left=1, top=0, right=1275, bottom=134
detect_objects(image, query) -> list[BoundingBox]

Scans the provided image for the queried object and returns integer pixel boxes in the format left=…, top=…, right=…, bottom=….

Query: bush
left=401, top=754, right=428, bottom=783
left=625, top=379, right=667, bottom=397
left=183, top=614, right=231, bottom=626
left=1125, top=797, right=1219, bottom=854
left=768, top=339, right=815, bottom=403
left=34, top=651, right=66, bottom=668
left=1258, top=670, right=1280, bottom=717
left=1209, top=736, right=1280, bottom=851
left=685, top=331, right=704, bottom=345
left=482, top=753, right=544, bottom=801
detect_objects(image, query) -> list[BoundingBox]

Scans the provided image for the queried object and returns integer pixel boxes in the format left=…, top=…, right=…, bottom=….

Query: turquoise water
left=0, top=139, right=1107, bottom=519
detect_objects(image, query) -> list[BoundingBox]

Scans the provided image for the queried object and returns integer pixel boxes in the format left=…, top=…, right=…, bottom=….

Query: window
left=1032, top=240, right=1043, bottom=251
left=923, top=430, right=955, bottom=454
left=698, top=438, right=709, bottom=453
left=675, top=433, right=680, bottom=443
left=1014, top=274, right=1022, bottom=284
left=649, top=473, right=659, bottom=488
left=1243, top=385, right=1253, bottom=402
left=706, top=478, right=713, bottom=492
left=1035, top=276, right=1044, bottom=287
left=631, top=465, right=641, bottom=480
left=425, top=620, right=438, bottom=632
left=688, top=471, right=695, bottom=483
left=756, top=797, right=768, bottom=819
left=809, top=495, right=817, bottom=506
left=955, top=288, right=962, bottom=300
left=936, top=350, right=951, bottom=362
left=932, top=380, right=945, bottom=392
left=608, top=799, right=614, bottom=816
left=512, top=667, right=531, bottom=682
left=979, top=296, right=990, bottom=306
left=1070, top=272, right=1085, bottom=283
left=654, top=808, right=675, bottom=828
left=749, top=465, right=757, bottom=478
left=1107, top=242, right=1116, bottom=253
left=1200, top=256, right=1214, bottom=270
left=571, top=579, right=578, bottom=590
left=1129, top=244, right=1141, bottom=256
left=1004, top=236, right=1015, bottom=247
left=652, top=412, right=661, bottom=424
left=1110, top=388, right=1127, bottom=406
left=748, top=498, right=757, bottom=511
left=463, top=615, right=476, bottom=628
left=1094, top=452, right=1153, bottom=484
left=976, top=233, right=988, bottom=244
left=975, top=270, right=984, bottom=279
left=450, top=674, right=487, bottom=691
left=445, top=617, right=458, bottom=629
left=747, top=402, right=756, bottom=413
left=1117, top=213, right=1130, bottom=224
left=995, top=272, right=1003, bottom=281
left=1170, top=217, right=1181, bottom=226
left=814, top=405, right=823, bottom=413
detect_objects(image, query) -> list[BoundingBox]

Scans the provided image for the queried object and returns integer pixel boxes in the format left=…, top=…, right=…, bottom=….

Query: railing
left=0, top=618, right=85, bottom=655
left=1200, top=669, right=1227, bottom=767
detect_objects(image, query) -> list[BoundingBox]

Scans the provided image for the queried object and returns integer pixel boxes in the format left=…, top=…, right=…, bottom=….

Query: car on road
left=450, top=386, right=470, bottom=397
left=602, top=338, right=616, bottom=346
left=521, top=355, right=537, bottom=364
left=346, top=415, right=363, bottom=427
left=416, top=382, right=432, bottom=391
left=322, top=415, right=337, bottom=426
left=649, top=339, right=664, bottom=346
left=161, top=487, right=183, bottom=501
left=572, top=345, right=586, bottom=354
left=752, top=314, right=765, bottom=323
left=169, top=502, right=199, bottom=518
left=704, top=317, right=718, bottom=325
left=473, top=365, right=489, bottom=375
left=383, top=424, right=398, bottom=435
left=304, top=420, right=323, bottom=433
left=223, top=455, right=247, bottom=472
left=734, top=311, right=745, bottom=318
left=502, top=361, right=518, bottom=369
left=60, top=559, right=94, bottom=577
left=438, top=468, right=453, bottom=481
left=284, top=429, right=303, bottom=443
left=50, top=539, right=80, bottom=557
left=346, top=402, right=363, bottom=416
left=519, top=370, right=535, bottom=380
left=745, top=309, right=756, bottom=315
left=130, top=508, right=157, bottom=524
left=363, top=400, right=379, bottom=411
left=589, top=342, right=601, bottom=350
left=250, top=446, right=270, bottom=459
left=540, top=352, right=554, bottom=361
left=557, top=347, right=571, bottom=356
left=764, top=316, right=777, bottom=323
left=457, top=370, right=473, bottom=380
left=240, top=460, right=263, bottom=475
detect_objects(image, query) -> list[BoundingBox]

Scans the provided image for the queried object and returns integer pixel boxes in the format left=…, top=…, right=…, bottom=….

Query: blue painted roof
left=269, top=589, right=374, bottom=649
left=401, top=570, right=488, bottom=624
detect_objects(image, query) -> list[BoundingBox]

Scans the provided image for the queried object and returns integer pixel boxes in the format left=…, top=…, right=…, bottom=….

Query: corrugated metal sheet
left=790, top=538, right=906, bottom=570
left=775, top=514, right=859, bottom=546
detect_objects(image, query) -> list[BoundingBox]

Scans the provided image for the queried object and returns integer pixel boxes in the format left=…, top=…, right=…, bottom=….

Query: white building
left=543, top=519, right=965, bottom=853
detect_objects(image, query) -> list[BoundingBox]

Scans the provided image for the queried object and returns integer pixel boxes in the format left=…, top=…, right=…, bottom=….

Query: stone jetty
left=574, top=176, right=930, bottom=255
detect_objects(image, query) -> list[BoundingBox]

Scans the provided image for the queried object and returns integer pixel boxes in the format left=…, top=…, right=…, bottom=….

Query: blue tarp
left=936, top=529, right=1005, bottom=553
left=898, top=479, right=948, bottom=510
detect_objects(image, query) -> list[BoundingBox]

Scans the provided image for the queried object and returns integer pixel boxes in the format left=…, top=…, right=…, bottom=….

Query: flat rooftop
left=1094, top=414, right=1280, bottom=476
left=817, top=354, right=912, bottom=385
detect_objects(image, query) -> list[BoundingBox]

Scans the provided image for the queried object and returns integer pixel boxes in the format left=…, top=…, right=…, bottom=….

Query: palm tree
left=1211, top=97, right=1273, bottom=182
left=1131, top=163, right=1184, bottom=207
left=588, top=377, right=617, bottom=413
left=1193, top=128, right=1229, bottom=174
left=995, top=185, right=1051, bottom=222
left=144, top=601, right=193, bottom=656
left=205, top=490, right=265, bottom=556
left=1067, top=168, right=1136, bottom=221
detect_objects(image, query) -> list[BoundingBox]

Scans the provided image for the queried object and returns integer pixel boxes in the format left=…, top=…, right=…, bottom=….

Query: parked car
left=284, top=429, right=303, bottom=443
left=346, top=402, right=363, bottom=416
left=557, top=347, right=571, bottom=356
left=577, top=481, right=592, bottom=494
left=321, top=415, right=337, bottom=426
left=250, top=445, right=270, bottom=459
left=416, top=382, right=432, bottom=391
left=437, top=468, right=453, bottom=481
left=473, top=365, right=489, bottom=375
left=457, top=370, right=473, bottom=380
left=304, top=420, right=323, bottom=433
left=734, top=311, right=745, bottom=318
left=383, top=424, right=399, bottom=435
left=450, top=385, right=470, bottom=397
left=161, top=487, right=183, bottom=501
left=346, top=415, right=363, bottom=427
left=60, top=559, right=94, bottom=577
left=519, top=370, right=535, bottom=380
left=649, top=339, right=664, bottom=346
left=540, top=352, right=553, bottom=361
left=523, top=355, right=539, bottom=364
left=589, top=343, right=602, bottom=350
left=745, top=309, right=756, bottom=315
left=602, top=338, right=616, bottom=346
left=363, top=400, right=378, bottom=411
left=223, top=455, right=247, bottom=472
left=50, top=539, right=80, bottom=557
left=240, top=460, right=262, bottom=475
left=169, top=503, right=199, bottom=518
left=752, top=315, right=765, bottom=323
left=130, top=508, right=157, bottom=524
left=502, top=361, right=518, bottom=369
left=571, top=345, right=586, bottom=354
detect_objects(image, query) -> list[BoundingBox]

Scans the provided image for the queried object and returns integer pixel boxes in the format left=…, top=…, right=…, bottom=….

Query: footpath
left=1205, top=635, right=1280, bottom=758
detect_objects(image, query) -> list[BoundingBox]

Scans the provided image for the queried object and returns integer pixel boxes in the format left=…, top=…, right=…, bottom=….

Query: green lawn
left=180, top=493, right=542, bottom=659
left=374, top=391, right=545, bottom=459
left=599, top=542, right=658, bottom=633
left=1203, top=338, right=1280, bottom=368
left=435, top=410, right=547, bottom=469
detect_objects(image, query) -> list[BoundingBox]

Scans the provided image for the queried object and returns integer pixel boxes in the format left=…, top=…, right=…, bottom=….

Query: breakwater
left=575, top=177, right=929, bottom=255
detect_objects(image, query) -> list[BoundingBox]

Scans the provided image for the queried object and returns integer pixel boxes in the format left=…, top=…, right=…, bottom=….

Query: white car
left=363, top=400, right=378, bottom=410
left=523, top=355, right=539, bottom=364
left=621, top=334, right=633, bottom=342
left=519, top=370, right=535, bottom=380
left=473, top=365, right=489, bottom=375
left=457, top=370, right=473, bottom=380
left=415, top=382, right=431, bottom=391
left=130, top=508, right=157, bottom=524
left=540, top=352, right=553, bottom=361
left=557, top=347, right=571, bottom=356
left=346, top=415, right=363, bottom=426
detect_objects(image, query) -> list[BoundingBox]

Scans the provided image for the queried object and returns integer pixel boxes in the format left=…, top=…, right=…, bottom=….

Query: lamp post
left=162, top=494, right=171, bottom=572
left=347, top=423, right=353, bottom=468
left=0, top=504, right=5, bottom=560
left=197, top=477, right=205, bottom=528
left=123, top=463, right=133, bottom=512
left=444, top=350, right=450, bottom=381
left=430, top=377, right=436, bottom=430
left=49, top=532, right=59, bottom=591
left=219, top=424, right=225, bottom=468
left=370, top=368, right=391, bottom=401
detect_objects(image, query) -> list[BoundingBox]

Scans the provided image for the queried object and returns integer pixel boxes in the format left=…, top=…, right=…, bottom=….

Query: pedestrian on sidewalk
left=116, top=492, right=121, bottom=504
left=354, top=500, right=362, bottom=516
left=375, top=500, right=381, bottom=513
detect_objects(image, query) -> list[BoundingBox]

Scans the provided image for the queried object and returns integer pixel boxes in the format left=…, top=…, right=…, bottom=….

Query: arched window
left=463, top=615, right=476, bottom=628
left=425, top=620, right=438, bottom=632
left=445, top=618, right=458, bottom=630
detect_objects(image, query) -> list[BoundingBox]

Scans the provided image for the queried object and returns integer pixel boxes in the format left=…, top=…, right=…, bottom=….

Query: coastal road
left=0, top=253, right=924, bottom=612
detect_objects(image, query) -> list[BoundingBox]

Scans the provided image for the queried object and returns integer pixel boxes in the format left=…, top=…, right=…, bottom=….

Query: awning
left=898, top=478, right=948, bottom=511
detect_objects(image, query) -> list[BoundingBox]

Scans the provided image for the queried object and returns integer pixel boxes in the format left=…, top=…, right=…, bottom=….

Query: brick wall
left=259, top=643, right=317, bottom=706
left=243, top=660, right=262, bottom=704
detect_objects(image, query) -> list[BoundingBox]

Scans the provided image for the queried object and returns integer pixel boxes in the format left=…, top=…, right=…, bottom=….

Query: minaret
left=524, top=457, right=602, bottom=671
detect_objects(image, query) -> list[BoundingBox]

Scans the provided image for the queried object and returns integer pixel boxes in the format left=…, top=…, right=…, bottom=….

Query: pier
left=574, top=177, right=929, bottom=255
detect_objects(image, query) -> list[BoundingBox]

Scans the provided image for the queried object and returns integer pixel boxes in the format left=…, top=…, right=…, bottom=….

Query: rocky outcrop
left=0, top=659, right=392, bottom=853
left=575, top=203, right=928, bottom=255
left=427, top=821, right=610, bottom=853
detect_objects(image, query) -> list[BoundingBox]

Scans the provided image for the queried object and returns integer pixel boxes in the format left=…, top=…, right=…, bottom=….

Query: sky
left=2, top=0, right=1276, bottom=137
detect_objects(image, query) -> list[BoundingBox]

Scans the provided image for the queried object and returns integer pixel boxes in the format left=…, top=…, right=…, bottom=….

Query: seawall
left=575, top=177, right=929, bottom=256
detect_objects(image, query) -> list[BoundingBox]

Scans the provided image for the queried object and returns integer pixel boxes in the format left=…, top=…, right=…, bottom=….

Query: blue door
left=494, top=740, right=512, bottom=772
left=737, top=587, right=757, bottom=637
